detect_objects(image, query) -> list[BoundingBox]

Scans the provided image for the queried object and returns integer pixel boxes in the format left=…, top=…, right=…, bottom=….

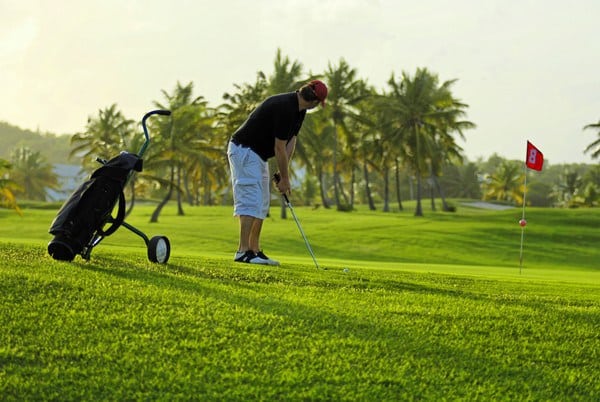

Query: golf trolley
left=48, top=110, right=172, bottom=264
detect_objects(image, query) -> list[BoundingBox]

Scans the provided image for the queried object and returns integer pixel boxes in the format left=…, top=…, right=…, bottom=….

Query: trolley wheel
left=148, top=235, right=171, bottom=264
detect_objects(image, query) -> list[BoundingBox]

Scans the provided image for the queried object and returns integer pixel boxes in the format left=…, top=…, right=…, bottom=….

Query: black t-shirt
left=231, top=92, right=306, bottom=161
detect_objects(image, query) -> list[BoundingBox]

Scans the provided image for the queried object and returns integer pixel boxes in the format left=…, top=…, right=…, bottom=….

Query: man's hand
left=273, top=173, right=291, bottom=195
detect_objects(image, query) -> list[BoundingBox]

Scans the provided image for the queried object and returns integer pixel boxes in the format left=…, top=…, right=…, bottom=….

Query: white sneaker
left=234, top=250, right=270, bottom=265
left=256, top=251, right=280, bottom=266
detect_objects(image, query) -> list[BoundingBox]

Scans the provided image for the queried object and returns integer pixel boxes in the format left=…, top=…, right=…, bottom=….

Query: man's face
left=307, top=100, right=320, bottom=110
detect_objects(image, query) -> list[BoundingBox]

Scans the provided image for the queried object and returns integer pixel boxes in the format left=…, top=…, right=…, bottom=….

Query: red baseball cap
left=310, top=80, right=328, bottom=107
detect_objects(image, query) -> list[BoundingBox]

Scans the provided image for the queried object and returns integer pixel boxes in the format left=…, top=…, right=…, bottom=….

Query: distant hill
left=0, top=121, right=72, bottom=164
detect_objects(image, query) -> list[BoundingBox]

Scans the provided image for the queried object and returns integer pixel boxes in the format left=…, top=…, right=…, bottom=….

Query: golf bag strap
left=97, top=190, right=126, bottom=237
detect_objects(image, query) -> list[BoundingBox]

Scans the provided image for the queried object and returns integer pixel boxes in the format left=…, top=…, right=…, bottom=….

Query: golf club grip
left=272, top=173, right=290, bottom=203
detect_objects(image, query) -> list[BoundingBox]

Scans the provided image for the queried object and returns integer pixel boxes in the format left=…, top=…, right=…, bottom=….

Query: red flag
left=526, top=141, right=544, bottom=171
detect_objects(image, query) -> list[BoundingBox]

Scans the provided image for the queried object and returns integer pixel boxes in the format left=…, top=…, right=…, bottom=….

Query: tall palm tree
left=267, top=48, right=304, bottom=94
left=69, top=104, right=140, bottom=214
left=148, top=81, right=208, bottom=222
left=182, top=105, right=226, bottom=206
left=323, top=59, right=368, bottom=210
left=356, top=94, right=399, bottom=212
left=583, top=121, right=600, bottom=160
left=381, top=68, right=473, bottom=216
left=70, top=104, right=135, bottom=172
left=428, top=119, right=474, bottom=211
left=9, top=147, right=59, bottom=201
left=294, top=111, right=335, bottom=208
left=0, top=159, right=22, bottom=215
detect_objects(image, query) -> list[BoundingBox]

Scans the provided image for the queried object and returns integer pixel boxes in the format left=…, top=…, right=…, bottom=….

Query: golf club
left=273, top=173, right=320, bottom=270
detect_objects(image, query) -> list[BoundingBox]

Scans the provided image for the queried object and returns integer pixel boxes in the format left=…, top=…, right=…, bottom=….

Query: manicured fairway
left=0, top=205, right=598, bottom=400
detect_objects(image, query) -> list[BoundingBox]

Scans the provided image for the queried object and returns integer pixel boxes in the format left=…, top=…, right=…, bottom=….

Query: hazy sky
left=2, top=0, right=599, bottom=164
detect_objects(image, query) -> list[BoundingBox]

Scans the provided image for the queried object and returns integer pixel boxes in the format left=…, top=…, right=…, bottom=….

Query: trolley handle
left=139, top=110, right=171, bottom=157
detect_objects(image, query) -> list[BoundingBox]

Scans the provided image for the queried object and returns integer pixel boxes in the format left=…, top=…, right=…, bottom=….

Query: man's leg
left=249, top=218, right=264, bottom=252
left=239, top=215, right=263, bottom=252
left=235, top=215, right=269, bottom=264
left=238, top=215, right=255, bottom=252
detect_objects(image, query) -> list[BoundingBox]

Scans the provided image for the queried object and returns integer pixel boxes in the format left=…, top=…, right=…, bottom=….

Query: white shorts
left=227, top=141, right=270, bottom=219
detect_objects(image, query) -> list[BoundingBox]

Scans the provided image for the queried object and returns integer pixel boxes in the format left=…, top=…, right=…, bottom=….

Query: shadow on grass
left=69, top=254, right=599, bottom=398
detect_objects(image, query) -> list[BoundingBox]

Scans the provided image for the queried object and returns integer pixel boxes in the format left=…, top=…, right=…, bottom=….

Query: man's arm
left=286, top=136, right=296, bottom=161
left=274, top=137, right=295, bottom=195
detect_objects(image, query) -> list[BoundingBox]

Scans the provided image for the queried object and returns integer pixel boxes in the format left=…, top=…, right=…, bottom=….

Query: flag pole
left=519, top=166, right=527, bottom=274
left=521, top=140, right=543, bottom=275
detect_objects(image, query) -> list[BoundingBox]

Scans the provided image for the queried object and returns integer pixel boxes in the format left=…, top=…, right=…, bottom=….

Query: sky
left=1, top=0, right=599, bottom=164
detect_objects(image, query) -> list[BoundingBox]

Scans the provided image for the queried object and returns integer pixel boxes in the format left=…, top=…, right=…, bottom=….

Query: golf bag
left=48, top=152, right=142, bottom=261
left=48, top=109, right=172, bottom=264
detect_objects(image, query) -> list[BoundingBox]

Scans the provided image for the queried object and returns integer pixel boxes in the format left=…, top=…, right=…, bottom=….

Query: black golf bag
left=48, top=152, right=141, bottom=261
left=48, top=109, right=172, bottom=264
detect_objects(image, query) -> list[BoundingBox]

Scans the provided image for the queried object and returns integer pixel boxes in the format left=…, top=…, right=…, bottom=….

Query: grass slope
left=0, top=204, right=599, bottom=400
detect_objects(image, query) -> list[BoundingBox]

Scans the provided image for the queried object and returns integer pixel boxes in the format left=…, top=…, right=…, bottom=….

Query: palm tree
left=267, top=48, right=304, bottom=94
left=583, top=121, right=600, bottom=160
left=323, top=59, right=368, bottom=210
left=0, top=159, right=22, bottom=215
left=182, top=106, right=226, bottom=206
left=148, top=81, right=208, bottom=222
left=70, top=104, right=135, bottom=171
left=551, top=168, right=583, bottom=207
left=356, top=95, right=400, bottom=212
left=439, top=162, right=482, bottom=199
left=9, top=147, right=59, bottom=201
left=483, top=160, right=525, bottom=204
left=338, top=86, right=378, bottom=211
left=218, top=72, right=269, bottom=137
left=381, top=68, right=474, bottom=216
left=69, top=104, right=139, bottom=214
left=428, top=119, right=474, bottom=211
left=294, top=111, right=335, bottom=208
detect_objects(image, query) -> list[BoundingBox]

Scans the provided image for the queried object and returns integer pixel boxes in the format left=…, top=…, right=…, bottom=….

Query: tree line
left=1, top=49, right=599, bottom=217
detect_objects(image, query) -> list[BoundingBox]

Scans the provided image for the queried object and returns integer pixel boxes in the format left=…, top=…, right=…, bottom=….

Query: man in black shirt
left=227, top=80, right=328, bottom=265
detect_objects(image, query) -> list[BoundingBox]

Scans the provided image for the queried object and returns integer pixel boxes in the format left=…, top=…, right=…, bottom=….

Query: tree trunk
left=394, top=158, right=403, bottom=211
left=415, top=174, right=423, bottom=216
left=204, top=178, right=213, bottom=206
left=433, top=175, right=450, bottom=211
left=363, top=161, right=376, bottom=211
left=337, top=174, right=350, bottom=208
left=318, top=169, right=330, bottom=209
left=332, top=123, right=341, bottom=209
left=279, top=197, right=287, bottom=219
left=150, top=166, right=175, bottom=223
left=184, top=171, right=194, bottom=205
left=414, top=125, right=424, bottom=217
left=383, top=168, right=390, bottom=212
left=176, top=165, right=185, bottom=216
left=430, top=175, right=436, bottom=212
left=125, top=178, right=136, bottom=217
left=350, top=168, right=355, bottom=209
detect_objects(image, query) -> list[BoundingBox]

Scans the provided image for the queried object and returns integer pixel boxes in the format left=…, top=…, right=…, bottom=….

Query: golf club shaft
left=283, top=193, right=319, bottom=270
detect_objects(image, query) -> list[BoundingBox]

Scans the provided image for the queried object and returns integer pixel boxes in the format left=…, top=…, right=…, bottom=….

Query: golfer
left=227, top=79, right=328, bottom=265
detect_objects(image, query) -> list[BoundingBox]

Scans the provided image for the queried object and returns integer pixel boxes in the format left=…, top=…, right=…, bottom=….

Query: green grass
left=0, top=203, right=599, bottom=400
